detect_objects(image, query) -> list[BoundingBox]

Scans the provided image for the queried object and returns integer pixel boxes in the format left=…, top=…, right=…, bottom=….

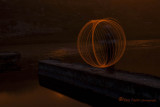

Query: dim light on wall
left=77, top=18, right=126, bottom=68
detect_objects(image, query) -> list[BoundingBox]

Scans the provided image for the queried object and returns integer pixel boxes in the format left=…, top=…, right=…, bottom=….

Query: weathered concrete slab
left=38, top=60, right=160, bottom=104
left=39, top=74, right=123, bottom=106
left=0, top=52, right=21, bottom=72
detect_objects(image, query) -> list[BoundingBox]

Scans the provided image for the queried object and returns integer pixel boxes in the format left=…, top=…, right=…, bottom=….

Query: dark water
left=0, top=71, right=90, bottom=107
left=0, top=44, right=90, bottom=107
left=0, top=40, right=159, bottom=107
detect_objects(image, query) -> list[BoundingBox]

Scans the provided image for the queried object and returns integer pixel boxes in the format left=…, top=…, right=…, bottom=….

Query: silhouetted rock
left=0, top=52, right=21, bottom=72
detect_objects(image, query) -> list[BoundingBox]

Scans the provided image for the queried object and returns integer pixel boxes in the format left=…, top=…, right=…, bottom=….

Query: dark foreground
left=39, top=75, right=159, bottom=107
left=0, top=40, right=160, bottom=107
left=39, top=60, right=160, bottom=107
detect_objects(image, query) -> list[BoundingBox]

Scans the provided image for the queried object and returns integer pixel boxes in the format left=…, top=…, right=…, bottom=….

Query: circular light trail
left=77, top=18, right=126, bottom=68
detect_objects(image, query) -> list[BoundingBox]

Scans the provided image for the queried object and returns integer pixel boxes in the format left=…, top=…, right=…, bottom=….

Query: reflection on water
left=49, top=40, right=160, bottom=77
left=48, top=48, right=77, bottom=60
left=127, top=40, right=160, bottom=48
left=119, top=40, right=160, bottom=77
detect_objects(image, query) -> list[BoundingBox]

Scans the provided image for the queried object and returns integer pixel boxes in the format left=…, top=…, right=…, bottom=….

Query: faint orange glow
left=51, top=49, right=69, bottom=58
left=77, top=18, right=126, bottom=68
left=55, top=92, right=65, bottom=98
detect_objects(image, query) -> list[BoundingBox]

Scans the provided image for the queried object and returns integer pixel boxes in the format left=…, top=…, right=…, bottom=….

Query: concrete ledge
left=39, top=74, right=123, bottom=106
left=38, top=60, right=160, bottom=103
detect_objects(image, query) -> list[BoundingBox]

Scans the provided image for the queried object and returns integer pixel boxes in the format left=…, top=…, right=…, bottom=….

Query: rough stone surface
left=38, top=60, right=160, bottom=102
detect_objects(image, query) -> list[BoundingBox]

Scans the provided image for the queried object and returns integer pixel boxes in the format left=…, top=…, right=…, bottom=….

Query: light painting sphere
left=77, top=18, right=126, bottom=68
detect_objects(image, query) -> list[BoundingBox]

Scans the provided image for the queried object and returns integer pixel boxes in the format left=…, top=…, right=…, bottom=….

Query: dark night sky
left=0, top=0, right=160, bottom=41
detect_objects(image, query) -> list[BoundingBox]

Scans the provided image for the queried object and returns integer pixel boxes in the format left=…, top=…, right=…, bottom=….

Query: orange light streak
left=77, top=18, right=126, bottom=68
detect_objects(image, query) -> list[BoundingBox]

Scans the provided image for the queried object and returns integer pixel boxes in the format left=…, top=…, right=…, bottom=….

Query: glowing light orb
left=77, top=18, right=126, bottom=68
